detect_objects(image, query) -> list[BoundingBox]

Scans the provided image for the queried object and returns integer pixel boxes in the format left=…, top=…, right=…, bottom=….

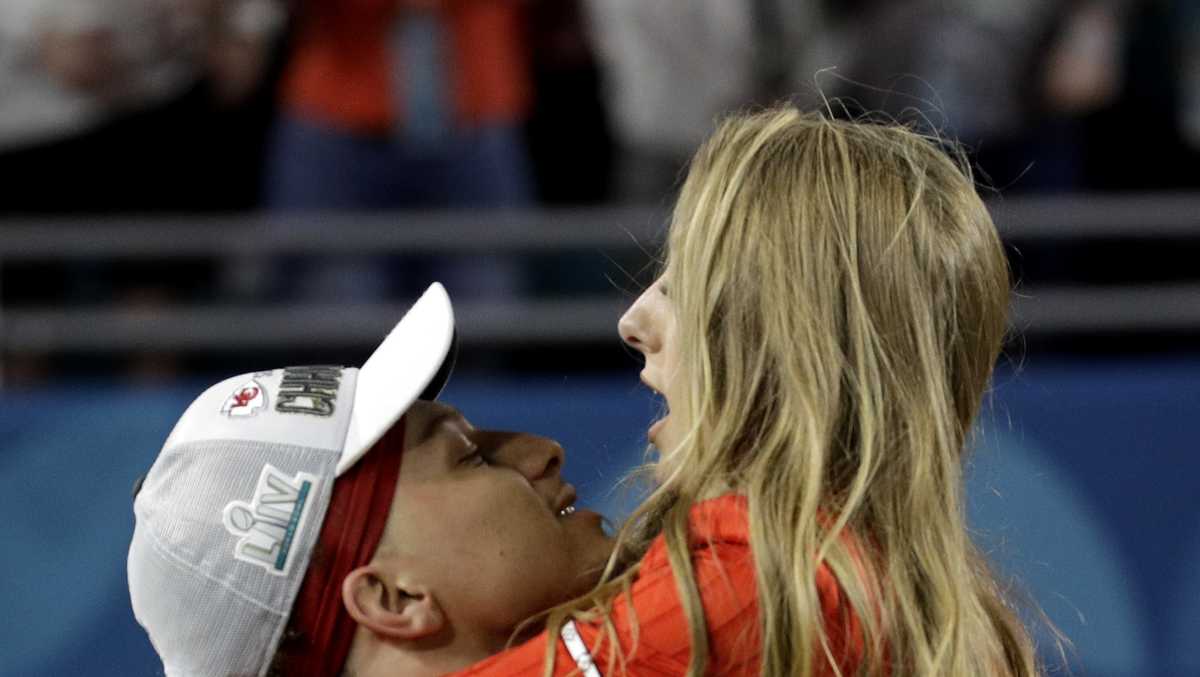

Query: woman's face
left=618, top=276, right=686, bottom=464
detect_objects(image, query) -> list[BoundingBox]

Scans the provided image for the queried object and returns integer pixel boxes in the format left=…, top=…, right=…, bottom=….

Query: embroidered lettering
left=275, top=366, right=342, bottom=417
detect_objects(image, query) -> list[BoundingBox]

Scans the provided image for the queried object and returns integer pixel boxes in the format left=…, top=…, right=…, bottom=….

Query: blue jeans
left=264, top=114, right=532, bottom=209
left=260, top=114, right=533, bottom=300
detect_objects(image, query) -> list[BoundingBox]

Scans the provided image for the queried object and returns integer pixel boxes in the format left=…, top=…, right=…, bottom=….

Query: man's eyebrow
left=416, top=408, right=462, bottom=445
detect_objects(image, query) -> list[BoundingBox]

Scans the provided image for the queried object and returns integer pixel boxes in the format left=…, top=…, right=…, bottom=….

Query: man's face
left=373, top=400, right=613, bottom=642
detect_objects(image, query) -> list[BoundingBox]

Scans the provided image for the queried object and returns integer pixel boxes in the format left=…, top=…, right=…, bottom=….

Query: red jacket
left=449, top=494, right=865, bottom=676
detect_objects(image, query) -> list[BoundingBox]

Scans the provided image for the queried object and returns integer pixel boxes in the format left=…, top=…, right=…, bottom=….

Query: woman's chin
left=648, top=417, right=666, bottom=445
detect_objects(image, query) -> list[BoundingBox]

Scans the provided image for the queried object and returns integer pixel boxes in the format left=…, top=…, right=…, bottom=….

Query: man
left=128, top=283, right=613, bottom=676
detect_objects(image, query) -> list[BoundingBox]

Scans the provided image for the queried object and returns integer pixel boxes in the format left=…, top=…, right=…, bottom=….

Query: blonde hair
left=542, top=106, right=1042, bottom=676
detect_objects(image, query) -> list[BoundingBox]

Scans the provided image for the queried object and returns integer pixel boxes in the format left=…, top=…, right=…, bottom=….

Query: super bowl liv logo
left=222, top=464, right=319, bottom=576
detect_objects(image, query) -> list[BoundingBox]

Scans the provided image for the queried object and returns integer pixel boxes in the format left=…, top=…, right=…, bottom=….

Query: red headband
left=279, top=417, right=406, bottom=675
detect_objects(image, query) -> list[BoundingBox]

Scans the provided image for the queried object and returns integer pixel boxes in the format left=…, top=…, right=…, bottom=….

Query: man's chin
left=576, top=542, right=619, bottom=594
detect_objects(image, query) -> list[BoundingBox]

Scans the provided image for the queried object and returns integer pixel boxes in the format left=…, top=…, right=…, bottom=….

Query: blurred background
left=1, top=0, right=1198, bottom=675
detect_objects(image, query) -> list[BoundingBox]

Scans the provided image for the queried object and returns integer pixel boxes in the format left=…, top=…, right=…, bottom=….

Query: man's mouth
left=554, top=484, right=578, bottom=517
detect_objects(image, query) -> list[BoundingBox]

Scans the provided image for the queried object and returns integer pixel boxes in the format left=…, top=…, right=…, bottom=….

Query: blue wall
left=2, top=357, right=1197, bottom=676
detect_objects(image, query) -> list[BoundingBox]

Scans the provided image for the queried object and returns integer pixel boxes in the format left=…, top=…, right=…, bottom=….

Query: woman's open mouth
left=641, top=374, right=669, bottom=446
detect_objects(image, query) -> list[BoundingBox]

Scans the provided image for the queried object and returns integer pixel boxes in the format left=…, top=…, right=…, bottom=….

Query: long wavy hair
left=540, top=106, right=1042, bottom=676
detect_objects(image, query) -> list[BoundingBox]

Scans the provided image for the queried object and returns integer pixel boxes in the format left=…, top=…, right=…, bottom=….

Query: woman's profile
left=457, top=105, right=1049, bottom=676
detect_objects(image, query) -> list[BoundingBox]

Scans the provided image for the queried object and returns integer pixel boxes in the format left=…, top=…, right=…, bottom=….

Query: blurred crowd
left=1, top=0, right=1197, bottom=216
left=1, top=0, right=1199, bottom=381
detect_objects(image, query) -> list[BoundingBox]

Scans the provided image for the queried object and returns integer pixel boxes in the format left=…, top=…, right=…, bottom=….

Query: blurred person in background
left=521, top=0, right=616, bottom=295
left=261, top=0, right=534, bottom=301
left=820, top=0, right=1128, bottom=192
left=0, top=0, right=285, bottom=384
left=1183, top=1, right=1200, bottom=154
left=0, top=0, right=284, bottom=212
left=1078, top=0, right=1200, bottom=190
left=584, top=0, right=1196, bottom=198
left=822, top=0, right=1199, bottom=193
left=582, top=0, right=830, bottom=204
left=523, top=0, right=611, bottom=207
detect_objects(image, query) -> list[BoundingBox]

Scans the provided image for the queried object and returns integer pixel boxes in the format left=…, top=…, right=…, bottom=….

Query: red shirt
left=279, top=0, right=531, bottom=135
left=449, top=494, right=864, bottom=676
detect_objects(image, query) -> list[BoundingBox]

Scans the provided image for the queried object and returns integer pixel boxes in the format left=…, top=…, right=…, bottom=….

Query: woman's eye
left=658, top=281, right=669, bottom=296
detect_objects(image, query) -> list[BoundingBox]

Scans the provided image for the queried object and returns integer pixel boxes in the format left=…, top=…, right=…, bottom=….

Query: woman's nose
left=619, top=290, right=659, bottom=354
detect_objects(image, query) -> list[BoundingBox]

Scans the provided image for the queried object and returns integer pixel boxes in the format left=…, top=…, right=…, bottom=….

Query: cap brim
left=337, top=283, right=455, bottom=476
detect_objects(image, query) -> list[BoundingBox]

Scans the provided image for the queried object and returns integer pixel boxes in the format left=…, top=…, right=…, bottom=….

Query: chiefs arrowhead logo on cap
left=221, top=380, right=267, bottom=418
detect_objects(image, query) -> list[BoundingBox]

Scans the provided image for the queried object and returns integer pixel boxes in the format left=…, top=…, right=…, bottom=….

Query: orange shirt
left=279, top=0, right=532, bottom=135
left=449, top=494, right=864, bottom=676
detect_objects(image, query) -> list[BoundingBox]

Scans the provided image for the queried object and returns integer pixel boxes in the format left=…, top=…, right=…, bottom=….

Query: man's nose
left=479, top=431, right=564, bottom=484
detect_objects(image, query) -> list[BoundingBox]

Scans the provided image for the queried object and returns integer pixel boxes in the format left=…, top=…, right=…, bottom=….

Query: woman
left=457, top=106, right=1043, bottom=676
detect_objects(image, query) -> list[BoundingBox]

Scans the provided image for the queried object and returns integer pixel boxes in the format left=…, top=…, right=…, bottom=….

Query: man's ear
left=342, top=563, right=445, bottom=640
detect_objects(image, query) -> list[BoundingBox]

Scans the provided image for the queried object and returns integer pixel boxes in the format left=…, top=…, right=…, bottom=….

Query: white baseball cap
left=128, top=282, right=455, bottom=677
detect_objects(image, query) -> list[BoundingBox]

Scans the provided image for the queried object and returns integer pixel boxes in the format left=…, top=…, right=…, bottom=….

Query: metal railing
left=1, top=195, right=1198, bottom=359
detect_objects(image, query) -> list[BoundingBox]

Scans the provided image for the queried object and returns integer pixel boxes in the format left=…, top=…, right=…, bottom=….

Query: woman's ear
left=342, top=563, right=445, bottom=640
